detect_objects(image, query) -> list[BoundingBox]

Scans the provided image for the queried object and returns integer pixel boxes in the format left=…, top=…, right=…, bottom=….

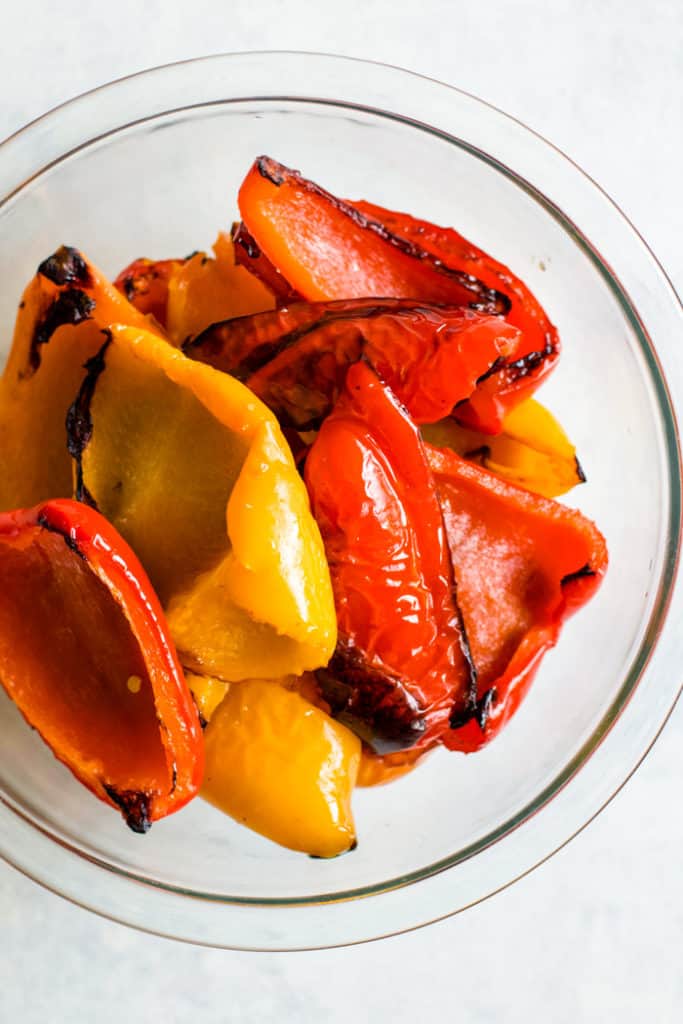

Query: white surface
left=1, top=1, right=681, bottom=1020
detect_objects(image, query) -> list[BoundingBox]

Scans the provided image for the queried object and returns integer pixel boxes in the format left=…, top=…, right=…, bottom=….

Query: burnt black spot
left=120, top=274, right=136, bottom=302
left=66, top=332, right=111, bottom=509
left=450, top=687, right=496, bottom=732
left=36, top=512, right=86, bottom=561
left=315, top=637, right=426, bottom=754
left=575, top=455, right=587, bottom=483
left=29, top=289, right=95, bottom=375
left=252, top=157, right=510, bottom=314
left=503, top=335, right=557, bottom=381
left=103, top=784, right=151, bottom=834
left=561, top=563, right=596, bottom=587
left=308, top=837, right=358, bottom=860
left=19, top=300, right=25, bottom=310
left=38, top=246, right=91, bottom=287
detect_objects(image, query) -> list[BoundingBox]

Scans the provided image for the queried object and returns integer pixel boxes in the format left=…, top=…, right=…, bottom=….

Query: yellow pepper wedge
left=185, top=672, right=229, bottom=724
left=69, top=324, right=336, bottom=682
left=166, top=233, right=275, bottom=345
left=0, top=247, right=162, bottom=512
left=202, top=679, right=360, bottom=857
left=422, top=398, right=585, bottom=499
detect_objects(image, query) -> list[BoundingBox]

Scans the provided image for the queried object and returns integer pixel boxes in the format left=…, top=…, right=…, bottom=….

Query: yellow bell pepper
left=185, top=672, right=229, bottom=725
left=0, top=247, right=162, bottom=512
left=421, top=398, right=585, bottom=499
left=68, top=324, right=336, bottom=681
left=202, top=679, right=360, bottom=856
left=166, top=233, right=275, bottom=345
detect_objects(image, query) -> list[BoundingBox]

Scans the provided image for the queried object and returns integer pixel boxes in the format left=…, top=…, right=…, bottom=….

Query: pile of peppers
left=0, top=157, right=607, bottom=856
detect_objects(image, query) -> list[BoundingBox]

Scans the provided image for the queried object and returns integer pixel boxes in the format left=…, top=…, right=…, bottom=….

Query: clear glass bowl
left=0, top=52, right=681, bottom=951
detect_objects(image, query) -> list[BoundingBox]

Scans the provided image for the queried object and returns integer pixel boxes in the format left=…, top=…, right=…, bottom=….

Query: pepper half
left=305, top=361, right=472, bottom=753
left=186, top=298, right=519, bottom=430
left=0, top=499, right=203, bottom=831
left=67, top=324, right=337, bottom=682
left=425, top=445, right=608, bottom=751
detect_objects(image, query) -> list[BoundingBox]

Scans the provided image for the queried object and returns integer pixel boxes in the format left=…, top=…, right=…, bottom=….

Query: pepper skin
left=353, top=200, right=560, bottom=433
left=186, top=298, right=519, bottom=430
left=0, top=246, right=163, bottom=512
left=114, top=257, right=184, bottom=326
left=231, top=220, right=301, bottom=304
left=421, top=398, right=585, bottom=499
left=67, top=324, right=336, bottom=683
left=305, top=362, right=473, bottom=753
left=425, top=445, right=608, bottom=751
left=0, top=499, right=203, bottom=831
left=202, top=679, right=360, bottom=857
left=238, top=157, right=509, bottom=313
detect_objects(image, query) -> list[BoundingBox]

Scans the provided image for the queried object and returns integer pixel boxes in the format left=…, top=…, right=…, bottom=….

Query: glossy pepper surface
left=353, top=200, right=560, bottom=433
left=67, top=324, right=336, bottom=682
left=238, top=157, right=510, bottom=313
left=305, top=362, right=473, bottom=753
left=0, top=246, right=162, bottom=512
left=425, top=445, right=608, bottom=751
left=0, top=499, right=203, bottom=831
left=186, top=298, right=519, bottom=430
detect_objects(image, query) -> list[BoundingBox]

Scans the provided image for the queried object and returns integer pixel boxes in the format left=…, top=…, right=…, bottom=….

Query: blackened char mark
left=253, top=156, right=511, bottom=316
left=450, top=686, right=496, bottom=732
left=501, top=335, right=557, bottom=383
left=561, top=562, right=596, bottom=587
left=28, top=289, right=95, bottom=375
left=575, top=456, right=587, bottom=484
left=65, top=332, right=112, bottom=509
left=37, top=246, right=92, bottom=287
left=36, top=512, right=86, bottom=562
left=230, top=220, right=301, bottom=304
left=315, top=637, right=426, bottom=754
left=103, top=784, right=151, bottom=834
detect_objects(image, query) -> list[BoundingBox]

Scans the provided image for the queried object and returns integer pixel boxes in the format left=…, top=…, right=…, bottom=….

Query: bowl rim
left=0, top=50, right=681, bottom=949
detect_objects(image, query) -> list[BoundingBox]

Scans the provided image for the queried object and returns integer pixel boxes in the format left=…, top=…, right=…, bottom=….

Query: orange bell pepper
left=67, top=324, right=336, bottom=682
left=353, top=200, right=560, bottom=433
left=0, top=499, right=203, bottom=830
left=231, top=220, right=301, bottom=303
left=114, top=257, right=185, bottom=326
left=425, top=445, right=607, bottom=751
left=0, top=246, right=162, bottom=512
left=306, top=362, right=472, bottom=753
left=238, top=157, right=509, bottom=312
left=186, top=297, right=519, bottom=429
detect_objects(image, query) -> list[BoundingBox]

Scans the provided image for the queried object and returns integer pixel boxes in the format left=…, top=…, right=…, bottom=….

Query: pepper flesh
left=421, top=398, right=585, bottom=498
left=186, top=298, right=519, bottom=430
left=305, top=362, right=472, bottom=753
left=202, top=679, right=360, bottom=857
left=425, top=445, right=608, bottom=751
left=68, top=324, right=336, bottom=682
left=238, top=157, right=509, bottom=313
left=0, top=499, right=203, bottom=830
left=354, top=200, right=560, bottom=433
left=0, top=246, right=162, bottom=512
left=114, top=257, right=184, bottom=326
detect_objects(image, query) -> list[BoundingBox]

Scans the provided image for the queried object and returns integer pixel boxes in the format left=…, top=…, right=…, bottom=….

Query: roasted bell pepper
left=202, top=678, right=360, bottom=857
left=67, top=324, right=336, bottom=682
left=238, top=157, right=509, bottom=313
left=424, top=445, right=607, bottom=751
left=357, top=746, right=426, bottom=787
left=354, top=200, right=560, bottom=433
left=421, top=398, right=585, bottom=498
left=0, top=246, right=163, bottom=512
left=114, top=257, right=185, bottom=326
left=231, top=221, right=301, bottom=304
left=186, top=298, right=519, bottom=430
left=306, top=362, right=473, bottom=753
left=0, top=499, right=203, bottom=830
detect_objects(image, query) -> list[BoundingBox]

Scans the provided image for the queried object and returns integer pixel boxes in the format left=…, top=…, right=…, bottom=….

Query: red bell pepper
left=354, top=200, right=560, bottom=433
left=114, top=257, right=185, bottom=326
left=425, top=445, right=608, bottom=751
left=305, top=362, right=473, bottom=753
left=185, top=297, right=520, bottom=429
left=231, top=221, right=301, bottom=303
left=0, top=499, right=204, bottom=830
left=238, top=157, right=510, bottom=314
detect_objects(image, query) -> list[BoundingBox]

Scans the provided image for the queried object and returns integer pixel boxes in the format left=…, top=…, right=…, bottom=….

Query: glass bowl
left=0, top=52, right=681, bottom=951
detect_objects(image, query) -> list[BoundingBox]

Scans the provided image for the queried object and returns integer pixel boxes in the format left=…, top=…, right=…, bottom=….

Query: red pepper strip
left=114, top=258, right=185, bottom=326
left=238, top=157, right=510, bottom=314
left=231, top=221, right=301, bottom=303
left=354, top=201, right=560, bottom=434
left=305, top=362, right=473, bottom=753
left=0, top=499, right=204, bottom=831
left=186, top=298, right=520, bottom=429
left=424, top=445, right=608, bottom=752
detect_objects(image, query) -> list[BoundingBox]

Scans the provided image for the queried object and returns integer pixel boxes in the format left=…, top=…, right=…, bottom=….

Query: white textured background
left=1, top=2, right=681, bottom=1021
